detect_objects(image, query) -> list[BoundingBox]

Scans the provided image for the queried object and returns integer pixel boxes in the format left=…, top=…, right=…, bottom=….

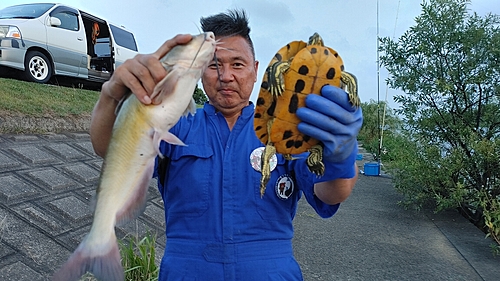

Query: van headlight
left=0, top=26, right=21, bottom=39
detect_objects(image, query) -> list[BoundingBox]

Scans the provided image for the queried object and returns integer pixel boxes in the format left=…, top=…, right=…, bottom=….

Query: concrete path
left=293, top=154, right=500, bottom=280
left=0, top=132, right=498, bottom=280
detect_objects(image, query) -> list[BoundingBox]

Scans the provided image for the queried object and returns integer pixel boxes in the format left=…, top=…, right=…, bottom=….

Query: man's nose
left=218, top=66, right=234, bottom=82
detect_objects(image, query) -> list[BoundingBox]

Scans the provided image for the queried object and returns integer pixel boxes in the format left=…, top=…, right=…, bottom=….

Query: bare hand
left=101, top=34, right=193, bottom=104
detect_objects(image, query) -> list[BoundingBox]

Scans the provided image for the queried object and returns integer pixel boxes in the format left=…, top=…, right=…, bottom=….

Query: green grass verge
left=0, top=77, right=99, bottom=117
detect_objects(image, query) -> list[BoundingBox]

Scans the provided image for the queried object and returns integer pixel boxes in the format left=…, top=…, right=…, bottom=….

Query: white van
left=0, top=3, right=138, bottom=84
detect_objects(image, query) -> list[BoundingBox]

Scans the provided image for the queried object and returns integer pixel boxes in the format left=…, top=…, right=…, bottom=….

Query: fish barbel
left=53, top=32, right=216, bottom=281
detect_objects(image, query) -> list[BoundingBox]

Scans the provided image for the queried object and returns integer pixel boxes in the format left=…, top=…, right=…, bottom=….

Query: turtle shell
left=254, top=36, right=345, bottom=155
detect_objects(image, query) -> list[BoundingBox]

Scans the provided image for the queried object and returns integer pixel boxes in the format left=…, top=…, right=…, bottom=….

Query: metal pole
left=377, top=0, right=382, bottom=170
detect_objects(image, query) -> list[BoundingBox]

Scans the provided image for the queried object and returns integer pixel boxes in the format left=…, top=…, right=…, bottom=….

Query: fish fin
left=153, top=130, right=186, bottom=157
left=52, top=232, right=123, bottom=281
left=115, top=159, right=154, bottom=225
left=150, top=70, right=181, bottom=104
left=153, top=130, right=163, bottom=157
left=183, top=98, right=197, bottom=116
left=162, top=131, right=186, bottom=146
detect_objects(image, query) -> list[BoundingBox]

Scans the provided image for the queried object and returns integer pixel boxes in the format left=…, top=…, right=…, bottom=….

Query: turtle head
left=308, top=33, right=324, bottom=46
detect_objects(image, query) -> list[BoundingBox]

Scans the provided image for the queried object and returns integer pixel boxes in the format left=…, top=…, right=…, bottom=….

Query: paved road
left=0, top=132, right=498, bottom=280
left=293, top=172, right=499, bottom=280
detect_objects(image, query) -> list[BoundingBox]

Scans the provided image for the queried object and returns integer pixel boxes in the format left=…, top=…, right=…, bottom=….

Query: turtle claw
left=306, top=145, right=325, bottom=176
left=340, top=71, right=360, bottom=107
left=284, top=154, right=300, bottom=161
left=268, top=61, right=290, bottom=97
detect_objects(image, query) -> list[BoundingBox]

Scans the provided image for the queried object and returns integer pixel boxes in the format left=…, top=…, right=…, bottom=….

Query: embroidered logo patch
left=275, top=174, right=294, bottom=200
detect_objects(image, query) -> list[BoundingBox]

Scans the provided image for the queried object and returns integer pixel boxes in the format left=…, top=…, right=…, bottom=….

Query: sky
left=1, top=0, right=499, bottom=108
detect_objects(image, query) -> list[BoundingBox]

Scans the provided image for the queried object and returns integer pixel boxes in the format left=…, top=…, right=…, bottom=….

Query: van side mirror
left=49, top=17, right=61, bottom=27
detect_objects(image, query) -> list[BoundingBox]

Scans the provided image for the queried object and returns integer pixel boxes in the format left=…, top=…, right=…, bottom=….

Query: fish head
left=160, top=32, right=216, bottom=70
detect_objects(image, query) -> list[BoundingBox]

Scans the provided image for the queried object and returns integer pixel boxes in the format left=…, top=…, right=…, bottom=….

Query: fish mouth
left=204, top=32, right=215, bottom=41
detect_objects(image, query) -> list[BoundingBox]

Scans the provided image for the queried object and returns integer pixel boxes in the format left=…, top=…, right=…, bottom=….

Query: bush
left=376, top=0, right=500, bottom=254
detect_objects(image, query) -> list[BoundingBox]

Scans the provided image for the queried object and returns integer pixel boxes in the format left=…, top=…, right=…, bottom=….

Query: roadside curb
left=0, top=115, right=90, bottom=134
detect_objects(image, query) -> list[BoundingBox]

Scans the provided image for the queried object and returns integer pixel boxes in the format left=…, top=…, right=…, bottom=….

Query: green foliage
left=193, top=84, right=208, bottom=105
left=480, top=188, right=500, bottom=255
left=378, top=0, right=500, bottom=251
left=358, top=100, right=381, bottom=155
left=358, top=99, right=402, bottom=162
left=119, top=232, right=159, bottom=281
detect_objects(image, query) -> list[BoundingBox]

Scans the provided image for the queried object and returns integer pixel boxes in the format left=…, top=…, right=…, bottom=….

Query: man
left=90, top=10, right=362, bottom=281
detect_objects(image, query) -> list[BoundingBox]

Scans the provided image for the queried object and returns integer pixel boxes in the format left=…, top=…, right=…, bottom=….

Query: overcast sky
left=2, top=0, right=499, bottom=107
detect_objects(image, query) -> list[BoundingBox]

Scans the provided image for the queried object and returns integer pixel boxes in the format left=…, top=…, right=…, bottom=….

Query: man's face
left=201, top=35, right=259, bottom=113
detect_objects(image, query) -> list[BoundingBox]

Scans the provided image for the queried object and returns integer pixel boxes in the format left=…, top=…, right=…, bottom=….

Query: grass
left=120, top=232, right=159, bottom=281
left=78, top=232, right=159, bottom=281
left=0, top=77, right=99, bottom=117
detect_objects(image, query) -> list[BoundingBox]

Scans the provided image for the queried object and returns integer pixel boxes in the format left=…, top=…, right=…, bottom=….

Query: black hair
left=200, top=9, right=255, bottom=59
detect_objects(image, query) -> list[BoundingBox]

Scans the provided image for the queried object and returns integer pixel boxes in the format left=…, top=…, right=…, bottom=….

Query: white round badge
left=250, top=147, right=277, bottom=172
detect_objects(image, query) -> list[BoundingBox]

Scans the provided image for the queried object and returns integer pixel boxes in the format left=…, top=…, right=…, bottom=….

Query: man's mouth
left=218, top=88, right=236, bottom=95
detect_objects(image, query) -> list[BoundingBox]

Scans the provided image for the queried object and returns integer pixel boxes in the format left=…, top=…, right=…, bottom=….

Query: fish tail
left=53, top=232, right=123, bottom=281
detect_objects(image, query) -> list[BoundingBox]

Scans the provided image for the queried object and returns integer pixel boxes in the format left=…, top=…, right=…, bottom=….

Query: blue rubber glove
left=296, top=85, right=363, bottom=163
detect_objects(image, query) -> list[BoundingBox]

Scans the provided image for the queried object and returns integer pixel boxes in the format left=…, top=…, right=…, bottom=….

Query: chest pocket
left=164, top=144, right=213, bottom=217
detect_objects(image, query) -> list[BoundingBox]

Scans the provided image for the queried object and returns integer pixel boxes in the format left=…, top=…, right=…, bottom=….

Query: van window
left=0, top=3, right=55, bottom=19
left=95, top=38, right=111, bottom=57
left=110, top=24, right=138, bottom=51
left=52, top=11, right=79, bottom=31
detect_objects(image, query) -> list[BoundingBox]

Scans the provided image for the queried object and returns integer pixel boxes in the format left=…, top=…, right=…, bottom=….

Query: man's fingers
left=134, top=55, right=164, bottom=93
left=296, top=107, right=352, bottom=135
left=140, top=34, right=193, bottom=90
left=320, top=85, right=357, bottom=112
left=107, top=58, right=151, bottom=104
left=104, top=34, right=193, bottom=105
left=304, top=94, right=363, bottom=125
left=153, top=34, right=193, bottom=59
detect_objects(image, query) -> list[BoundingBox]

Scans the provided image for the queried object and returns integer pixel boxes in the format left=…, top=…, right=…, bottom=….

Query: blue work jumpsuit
left=154, top=103, right=355, bottom=280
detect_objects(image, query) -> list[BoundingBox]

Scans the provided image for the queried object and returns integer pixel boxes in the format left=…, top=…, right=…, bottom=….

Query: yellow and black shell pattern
left=254, top=33, right=345, bottom=157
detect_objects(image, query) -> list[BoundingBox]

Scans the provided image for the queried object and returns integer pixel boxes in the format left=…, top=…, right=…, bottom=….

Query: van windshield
left=0, top=3, right=55, bottom=19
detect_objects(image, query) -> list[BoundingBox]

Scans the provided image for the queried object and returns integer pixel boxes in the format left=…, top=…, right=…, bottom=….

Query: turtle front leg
left=340, top=71, right=360, bottom=107
left=268, top=61, right=290, bottom=97
left=306, top=144, right=325, bottom=176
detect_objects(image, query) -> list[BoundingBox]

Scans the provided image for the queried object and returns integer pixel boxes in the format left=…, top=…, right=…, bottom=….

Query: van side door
left=109, top=24, right=138, bottom=68
left=45, top=5, right=87, bottom=77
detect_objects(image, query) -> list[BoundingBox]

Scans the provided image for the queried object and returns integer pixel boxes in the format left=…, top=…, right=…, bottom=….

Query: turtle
left=254, top=32, right=360, bottom=197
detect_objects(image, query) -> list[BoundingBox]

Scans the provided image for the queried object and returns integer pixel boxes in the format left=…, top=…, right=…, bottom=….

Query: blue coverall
left=154, top=103, right=354, bottom=280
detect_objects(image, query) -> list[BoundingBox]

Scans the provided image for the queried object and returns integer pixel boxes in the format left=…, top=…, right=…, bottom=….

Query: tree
left=193, top=84, right=208, bottom=106
left=379, top=0, right=500, bottom=250
left=358, top=100, right=402, bottom=162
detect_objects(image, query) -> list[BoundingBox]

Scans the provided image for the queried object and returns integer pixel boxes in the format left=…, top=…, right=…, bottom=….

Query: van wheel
left=24, top=51, right=52, bottom=83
